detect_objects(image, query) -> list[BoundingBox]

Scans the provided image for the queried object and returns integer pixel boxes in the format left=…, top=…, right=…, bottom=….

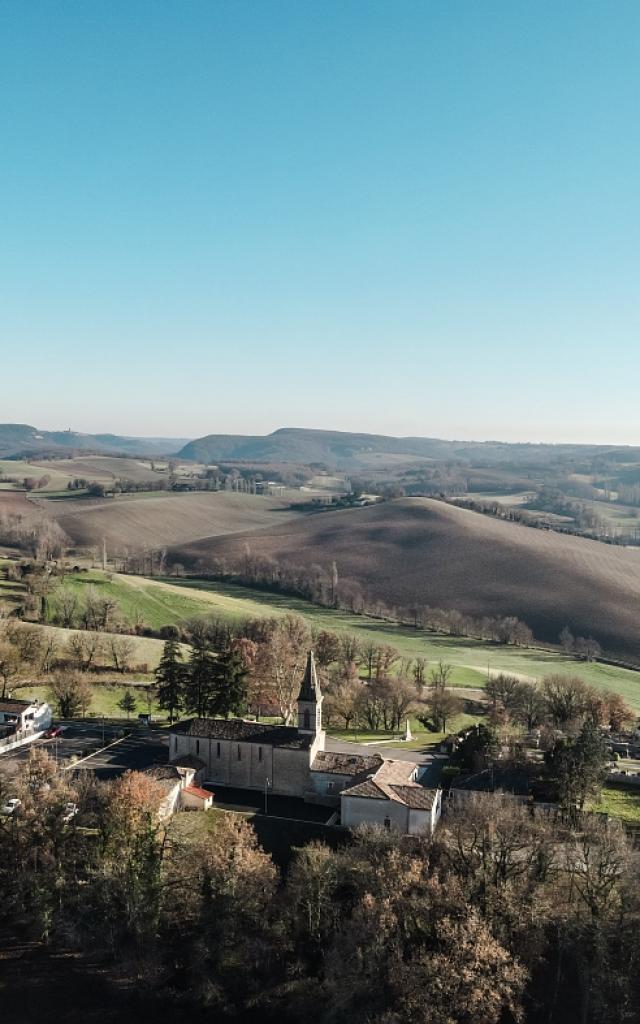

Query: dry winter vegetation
left=0, top=751, right=639, bottom=1024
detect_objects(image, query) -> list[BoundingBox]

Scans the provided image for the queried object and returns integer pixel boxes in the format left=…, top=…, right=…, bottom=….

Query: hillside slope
left=178, top=426, right=640, bottom=470
left=171, top=497, right=640, bottom=662
left=49, top=491, right=301, bottom=551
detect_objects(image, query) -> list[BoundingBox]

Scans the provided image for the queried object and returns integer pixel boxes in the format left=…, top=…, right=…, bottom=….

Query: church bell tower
left=297, top=650, right=323, bottom=738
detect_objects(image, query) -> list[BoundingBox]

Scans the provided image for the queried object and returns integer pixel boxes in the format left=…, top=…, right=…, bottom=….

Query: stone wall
left=171, top=732, right=312, bottom=797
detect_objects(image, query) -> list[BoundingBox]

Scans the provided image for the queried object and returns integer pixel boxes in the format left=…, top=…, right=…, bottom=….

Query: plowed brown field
left=172, top=498, right=640, bottom=662
left=52, top=491, right=300, bottom=551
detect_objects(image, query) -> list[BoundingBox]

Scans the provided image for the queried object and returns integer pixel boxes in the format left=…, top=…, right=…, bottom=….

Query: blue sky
left=1, top=1, right=639, bottom=443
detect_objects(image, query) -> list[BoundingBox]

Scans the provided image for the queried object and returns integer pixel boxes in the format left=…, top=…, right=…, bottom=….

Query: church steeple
left=297, top=651, right=323, bottom=735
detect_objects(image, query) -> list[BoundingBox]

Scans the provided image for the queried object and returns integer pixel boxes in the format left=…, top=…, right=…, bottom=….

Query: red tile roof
left=183, top=785, right=212, bottom=801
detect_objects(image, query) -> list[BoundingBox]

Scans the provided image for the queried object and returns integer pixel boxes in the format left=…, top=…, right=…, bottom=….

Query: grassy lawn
left=16, top=680, right=163, bottom=720
left=46, top=570, right=217, bottom=632
left=328, top=712, right=481, bottom=750
left=167, top=808, right=228, bottom=845
left=5, top=561, right=640, bottom=710
left=588, top=784, right=640, bottom=825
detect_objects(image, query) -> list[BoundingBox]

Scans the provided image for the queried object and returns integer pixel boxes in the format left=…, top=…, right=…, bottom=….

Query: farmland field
left=46, top=570, right=219, bottom=631
left=0, top=456, right=163, bottom=492
left=18, top=680, right=162, bottom=719
left=171, top=497, right=640, bottom=664
left=46, top=490, right=302, bottom=550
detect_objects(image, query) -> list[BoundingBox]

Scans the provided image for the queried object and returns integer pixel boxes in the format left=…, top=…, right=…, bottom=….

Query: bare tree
left=108, top=635, right=135, bottom=674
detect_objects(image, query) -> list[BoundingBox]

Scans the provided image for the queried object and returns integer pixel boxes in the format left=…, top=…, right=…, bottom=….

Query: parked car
left=44, top=726, right=63, bottom=738
left=0, top=798, right=22, bottom=816
left=62, top=802, right=78, bottom=823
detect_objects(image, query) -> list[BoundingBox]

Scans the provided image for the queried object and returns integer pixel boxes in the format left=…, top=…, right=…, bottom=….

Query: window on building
left=326, top=781, right=335, bottom=793
left=303, top=709, right=310, bottom=730
left=384, top=816, right=391, bottom=831
left=237, top=745, right=241, bottom=761
left=196, top=740, right=200, bottom=755
left=258, top=747, right=262, bottom=762
left=217, top=742, right=221, bottom=758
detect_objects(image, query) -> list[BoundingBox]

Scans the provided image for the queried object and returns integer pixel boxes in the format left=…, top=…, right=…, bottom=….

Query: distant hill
left=170, top=497, right=640, bottom=664
left=178, top=426, right=640, bottom=471
left=0, top=424, right=189, bottom=459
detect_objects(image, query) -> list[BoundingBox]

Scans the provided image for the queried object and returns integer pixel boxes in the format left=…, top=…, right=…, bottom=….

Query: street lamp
left=264, top=777, right=270, bottom=815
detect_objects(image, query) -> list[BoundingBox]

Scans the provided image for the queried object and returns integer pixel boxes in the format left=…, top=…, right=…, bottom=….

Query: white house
left=168, top=652, right=442, bottom=836
left=0, top=699, right=52, bottom=739
left=340, top=759, right=442, bottom=836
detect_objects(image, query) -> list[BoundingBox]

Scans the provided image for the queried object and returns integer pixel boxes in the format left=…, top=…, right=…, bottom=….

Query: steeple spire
left=297, top=650, right=321, bottom=702
left=297, top=651, right=323, bottom=736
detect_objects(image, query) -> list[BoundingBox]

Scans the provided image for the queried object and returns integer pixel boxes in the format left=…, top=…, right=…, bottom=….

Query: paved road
left=72, top=730, right=168, bottom=779
left=0, top=722, right=169, bottom=780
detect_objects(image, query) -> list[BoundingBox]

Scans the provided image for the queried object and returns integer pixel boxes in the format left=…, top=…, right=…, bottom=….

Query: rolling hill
left=169, top=497, right=640, bottom=663
left=48, top=491, right=302, bottom=551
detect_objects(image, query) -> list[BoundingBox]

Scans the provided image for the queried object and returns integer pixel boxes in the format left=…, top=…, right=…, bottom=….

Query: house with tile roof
left=340, top=758, right=442, bottom=835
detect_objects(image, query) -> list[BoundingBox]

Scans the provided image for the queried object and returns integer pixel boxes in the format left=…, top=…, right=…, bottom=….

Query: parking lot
left=0, top=722, right=170, bottom=781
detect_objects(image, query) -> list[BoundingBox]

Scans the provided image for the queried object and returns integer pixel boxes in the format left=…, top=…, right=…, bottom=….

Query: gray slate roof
left=298, top=650, right=322, bottom=703
left=311, top=750, right=383, bottom=776
left=171, top=718, right=312, bottom=750
left=342, top=758, right=439, bottom=810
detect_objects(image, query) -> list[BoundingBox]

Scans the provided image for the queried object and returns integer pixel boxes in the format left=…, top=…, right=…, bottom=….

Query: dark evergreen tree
left=184, top=630, right=218, bottom=717
left=546, top=718, right=608, bottom=814
left=155, top=637, right=185, bottom=723
left=117, top=689, right=137, bottom=720
left=211, top=648, right=249, bottom=718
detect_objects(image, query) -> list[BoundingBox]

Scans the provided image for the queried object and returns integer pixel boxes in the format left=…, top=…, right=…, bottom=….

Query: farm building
left=169, top=652, right=441, bottom=835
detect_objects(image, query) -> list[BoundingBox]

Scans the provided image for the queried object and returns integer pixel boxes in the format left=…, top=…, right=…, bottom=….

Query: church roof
left=171, top=717, right=313, bottom=750
left=297, top=650, right=321, bottom=703
left=311, top=750, right=383, bottom=776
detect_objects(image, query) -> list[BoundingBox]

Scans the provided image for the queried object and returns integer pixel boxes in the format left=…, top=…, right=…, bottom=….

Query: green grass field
left=18, top=679, right=162, bottom=720
left=330, top=711, right=481, bottom=750
left=39, top=569, right=640, bottom=708
left=46, top=570, right=218, bottom=632
left=588, top=784, right=640, bottom=825
left=158, top=577, right=640, bottom=708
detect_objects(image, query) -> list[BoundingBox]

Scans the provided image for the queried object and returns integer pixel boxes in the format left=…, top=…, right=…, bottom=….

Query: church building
left=169, top=651, right=325, bottom=798
left=169, top=650, right=442, bottom=835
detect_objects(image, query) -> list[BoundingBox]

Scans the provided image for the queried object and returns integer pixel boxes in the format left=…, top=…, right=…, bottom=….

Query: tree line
left=1, top=748, right=638, bottom=1024
left=172, top=550, right=537, bottom=647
